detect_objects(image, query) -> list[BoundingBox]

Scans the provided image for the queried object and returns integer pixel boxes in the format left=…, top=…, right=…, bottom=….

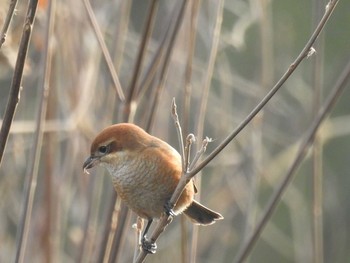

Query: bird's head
left=83, top=123, right=152, bottom=173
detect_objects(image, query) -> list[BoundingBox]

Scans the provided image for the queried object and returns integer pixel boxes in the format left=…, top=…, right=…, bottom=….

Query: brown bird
left=83, top=123, right=223, bottom=253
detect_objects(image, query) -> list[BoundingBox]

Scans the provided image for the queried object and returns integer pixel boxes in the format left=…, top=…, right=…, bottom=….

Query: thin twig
left=234, top=56, right=350, bottom=263
left=135, top=23, right=168, bottom=100
left=190, top=1, right=224, bottom=258
left=110, top=205, right=132, bottom=263
left=184, top=134, right=196, bottom=172
left=171, top=98, right=185, bottom=170
left=102, top=198, right=121, bottom=263
left=86, top=3, right=131, bottom=259
left=78, top=172, right=100, bottom=263
left=133, top=217, right=144, bottom=263
left=146, top=0, right=189, bottom=132
left=182, top=0, right=200, bottom=136
left=82, top=0, right=125, bottom=101
left=124, top=0, right=159, bottom=122
left=0, top=0, right=18, bottom=49
left=95, top=2, right=132, bottom=262
left=312, top=126, right=324, bottom=263
left=0, top=0, right=39, bottom=166
left=96, top=189, right=117, bottom=262
left=136, top=1, right=188, bottom=102
left=127, top=0, right=158, bottom=100
left=15, top=0, right=53, bottom=261
left=311, top=1, right=325, bottom=262
left=177, top=112, right=195, bottom=263
left=188, top=0, right=339, bottom=179
left=195, top=0, right=224, bottom=141
left=189, top=137, right=211, bottom=171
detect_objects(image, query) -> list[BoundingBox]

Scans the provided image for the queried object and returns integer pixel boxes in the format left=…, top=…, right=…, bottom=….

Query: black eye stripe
left=98, top=145, right=109, bottom=154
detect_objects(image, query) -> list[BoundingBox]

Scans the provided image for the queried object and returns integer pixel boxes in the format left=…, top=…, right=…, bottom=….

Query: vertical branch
left=0, top=0, right=18, bottom=49
left=182, top=0, right=200, bottom=136
left=103, top=198, right=122, bottom=263
left=0, top=0, right=38, bottom=165
left=15, top=0, right=53, bottom=262
left=259, top=0, right=274, bottom=90
left=43, top=133, right=53, bottom=263
left=191, top=1, right=224, bottom=261
left=311, top=1, right=325, bottom=263
left=146, top=0, right=189, bottom=132
left=172, top=98, right=186, bottom=168
left=108, top=2, right=159, bottom=261
left=312, top=131, right=324, bottom=263
left=133, top=217, right=144, bottom=262
left=82, top=0, right=125, bottom=101
left=41, top=3, right=57, bottom=262
left=181, top=134, right=195, bottom=262
left=124, top=0, right=159, bottom=122
left=135, top=23, right=168, bottom=100
left=95, top=2, right=132, bottom=263
left=110, top=1, right=131, bottom=78
left=195, top=0, right=224, bottom=141
left=78, top=172, right=98, bottom=263
left=109, top=204, right=132, bottom=263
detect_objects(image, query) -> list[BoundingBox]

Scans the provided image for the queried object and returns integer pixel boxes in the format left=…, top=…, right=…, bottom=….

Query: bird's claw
left=141, top=236, right=157, bottom=254
left=164, top=201, right=176, bottom=216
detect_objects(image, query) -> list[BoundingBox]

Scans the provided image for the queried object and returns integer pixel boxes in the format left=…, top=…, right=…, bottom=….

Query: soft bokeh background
left=0, top=0, right=349, bottom=262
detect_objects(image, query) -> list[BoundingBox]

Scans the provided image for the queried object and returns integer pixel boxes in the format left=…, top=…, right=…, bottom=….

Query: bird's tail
left=184, top=200, right=223, bottom=225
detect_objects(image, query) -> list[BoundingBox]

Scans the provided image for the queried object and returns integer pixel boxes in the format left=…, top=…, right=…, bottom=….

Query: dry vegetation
left=0, top=0, right=349, bottom=262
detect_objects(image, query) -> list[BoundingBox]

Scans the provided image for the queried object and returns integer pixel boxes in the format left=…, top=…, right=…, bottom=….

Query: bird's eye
left=98, top=145, right=109, bottom=154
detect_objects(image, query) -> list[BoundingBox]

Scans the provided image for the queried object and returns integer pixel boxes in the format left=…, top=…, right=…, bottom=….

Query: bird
left=83, top=123, right=223, bottom=253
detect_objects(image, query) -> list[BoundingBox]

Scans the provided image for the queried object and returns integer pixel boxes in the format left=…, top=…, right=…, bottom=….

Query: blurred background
left=0, top=0, right=349, bottom=262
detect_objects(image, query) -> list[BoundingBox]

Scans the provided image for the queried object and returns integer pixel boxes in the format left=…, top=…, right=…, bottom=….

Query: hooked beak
left=83, top=156, right=99, bottom=173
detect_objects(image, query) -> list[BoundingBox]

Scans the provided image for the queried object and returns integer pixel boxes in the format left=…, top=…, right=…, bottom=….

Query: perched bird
left=83, top=123, right=223, bottom=253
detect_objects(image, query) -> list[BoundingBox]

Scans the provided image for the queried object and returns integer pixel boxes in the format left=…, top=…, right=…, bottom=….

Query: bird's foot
left=141, top=236, right=157, bottom=254
left=164, top=201, right=176, bottom=217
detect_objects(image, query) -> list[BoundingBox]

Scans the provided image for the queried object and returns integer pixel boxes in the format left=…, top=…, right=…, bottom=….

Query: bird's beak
left=83, top=156, right=99, bottom=173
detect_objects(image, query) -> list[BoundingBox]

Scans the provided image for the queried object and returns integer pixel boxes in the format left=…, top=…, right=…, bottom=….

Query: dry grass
left=0, top=0, right=349, bottom=262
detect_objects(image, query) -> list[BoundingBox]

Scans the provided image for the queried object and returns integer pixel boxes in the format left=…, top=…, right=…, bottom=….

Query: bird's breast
left=102, top=156, right=178, bottom=219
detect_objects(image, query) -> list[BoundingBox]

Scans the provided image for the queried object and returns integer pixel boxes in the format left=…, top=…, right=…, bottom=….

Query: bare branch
left=196, top=0, right=224, bottom=141
left=171, top=98, right=186, bottom=171
left=146, top=0, right=189, bottom=132
left=189, top=137, right=212, bottom=171
left=15, top=1, right=52, bottom=261
left=182, top=0, right=201, bottom=136
left=234, top=55, right=350, bottom=263
left=0, top=0, right=38, bottom=165
left=133, top=217, right=144, bottom=263
left=0, top=0, right=18, bottom=49
left=184, top=133, right=195, bottom=172
left=133, top=1, right=339, bottom=262
left=82, top=0, right=125, bottom=101
left=188, top=0, right=340, bottom=179
left=125, top=0, right=158, bottom=112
